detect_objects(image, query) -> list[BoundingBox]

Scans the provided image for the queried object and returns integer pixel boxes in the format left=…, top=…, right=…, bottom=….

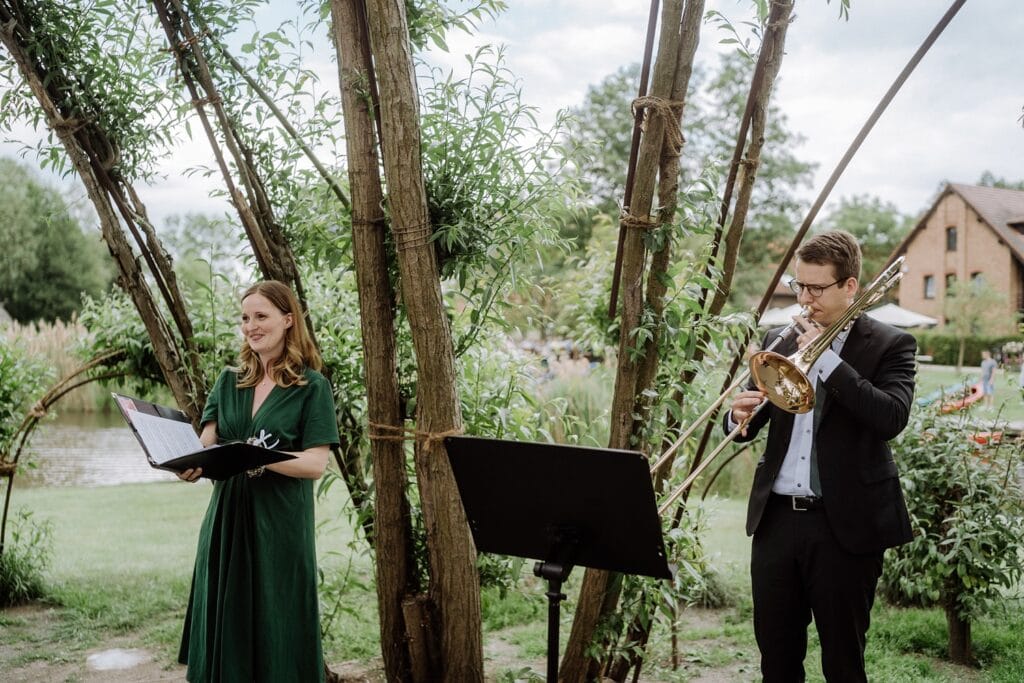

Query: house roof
left=891, top=183, right=1024, bottom=265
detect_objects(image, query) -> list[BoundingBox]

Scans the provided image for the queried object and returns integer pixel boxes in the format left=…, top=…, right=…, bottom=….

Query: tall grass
left=537, top=359, right=613, bottom=446
left=3, top=319, right=109, bottom=412
left=536, top=360, right=759, bottom=499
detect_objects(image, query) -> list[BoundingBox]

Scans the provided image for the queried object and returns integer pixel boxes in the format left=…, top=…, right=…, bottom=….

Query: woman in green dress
left=177, top=280, right=339, bottom=682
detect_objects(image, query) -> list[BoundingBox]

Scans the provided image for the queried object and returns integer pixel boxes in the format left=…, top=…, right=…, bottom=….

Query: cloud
left=2, top=0, right=1020, bottom=229
left=472, top=0, right=1023, bottom=215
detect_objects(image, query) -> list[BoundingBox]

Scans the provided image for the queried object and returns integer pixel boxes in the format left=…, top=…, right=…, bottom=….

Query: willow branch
left=209, top=38, right=351, bottom=210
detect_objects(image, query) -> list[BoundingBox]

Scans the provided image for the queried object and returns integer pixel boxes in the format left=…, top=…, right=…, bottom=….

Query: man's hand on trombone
left=792, top=313, right=824, bottom=349
left=730, top=390, right=765, bottom=437
left=729, top=313, right=824, bottom=435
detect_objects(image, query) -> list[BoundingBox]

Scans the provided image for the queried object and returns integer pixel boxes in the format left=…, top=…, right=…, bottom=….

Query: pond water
left=15, top=411, right=172, bottom=488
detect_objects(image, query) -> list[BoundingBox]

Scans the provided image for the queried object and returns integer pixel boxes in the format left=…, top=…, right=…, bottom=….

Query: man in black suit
left=727, top=230, right=916, bottom=682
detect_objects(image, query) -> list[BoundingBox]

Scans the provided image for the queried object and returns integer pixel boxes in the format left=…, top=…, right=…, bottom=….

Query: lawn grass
left=2, top=476, right=376, bottom=668
left=915, top=363, right=1024, bottom=423
left=3, top=474, right=1023, bottom=680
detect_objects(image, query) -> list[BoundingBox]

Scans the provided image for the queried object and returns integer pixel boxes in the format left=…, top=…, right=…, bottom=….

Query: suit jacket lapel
left=839, top=315, right=874, bottom=375
left=814, top=315, right=873, bottom=425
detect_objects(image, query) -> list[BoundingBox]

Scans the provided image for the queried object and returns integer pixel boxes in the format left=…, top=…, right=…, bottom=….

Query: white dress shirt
left=729, top=330, right=850, bottom=497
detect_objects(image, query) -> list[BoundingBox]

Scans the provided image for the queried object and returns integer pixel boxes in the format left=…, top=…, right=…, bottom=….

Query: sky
left=1, top=0, right=1021, bottom=228
left=442, top=0, right=1024, bottom=217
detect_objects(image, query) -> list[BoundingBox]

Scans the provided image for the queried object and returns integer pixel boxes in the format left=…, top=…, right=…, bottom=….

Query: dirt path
left=0, top=602, right=728, bottom=683
left=2, top=602, right=983, bottom=682
left=1, top=603, right=388, bottom=683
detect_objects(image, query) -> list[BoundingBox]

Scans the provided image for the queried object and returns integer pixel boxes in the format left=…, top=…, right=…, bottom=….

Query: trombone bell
left=748, top=350, right=815, bottom=414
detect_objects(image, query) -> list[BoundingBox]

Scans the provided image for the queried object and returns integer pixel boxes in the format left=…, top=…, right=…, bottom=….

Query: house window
left=971, top=271, right=984, bottom=285
left=945, top=273, right=956, bottom=290
left=946, top=226, right=957, bottom=251
left=923, top=275, right=936, bottom=299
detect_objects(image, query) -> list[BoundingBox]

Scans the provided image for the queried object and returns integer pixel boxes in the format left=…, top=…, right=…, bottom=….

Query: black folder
left=112, top=393, right=294, bottom=480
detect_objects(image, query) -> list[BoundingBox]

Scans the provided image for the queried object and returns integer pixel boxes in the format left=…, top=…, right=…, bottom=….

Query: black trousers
left=751, top=494, right=883, bottom=682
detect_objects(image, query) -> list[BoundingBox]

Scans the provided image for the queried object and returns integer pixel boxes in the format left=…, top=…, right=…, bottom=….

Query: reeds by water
left=2, top=319, right=106, bottom=412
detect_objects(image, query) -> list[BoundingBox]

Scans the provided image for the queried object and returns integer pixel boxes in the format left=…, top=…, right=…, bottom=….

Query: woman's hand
left=177, top=467, right=203, bottom=482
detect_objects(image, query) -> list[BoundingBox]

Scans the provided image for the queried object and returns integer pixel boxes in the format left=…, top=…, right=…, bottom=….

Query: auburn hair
left=796, top=230, right=862, bottom=283
left=236, top=280, right=322, bottom=388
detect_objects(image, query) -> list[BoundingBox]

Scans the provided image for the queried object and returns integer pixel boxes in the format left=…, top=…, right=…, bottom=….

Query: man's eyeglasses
left=788, top=278, right=845, bottom=297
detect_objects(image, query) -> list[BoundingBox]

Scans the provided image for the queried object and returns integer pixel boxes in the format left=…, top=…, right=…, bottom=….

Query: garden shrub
left=0, top=337, right=52, bottom=455
left=0, top=508, right=53, bottom=607
left=911, top=331, right=1020, bottom=366
left=880, top=405, right=1024, bottom=661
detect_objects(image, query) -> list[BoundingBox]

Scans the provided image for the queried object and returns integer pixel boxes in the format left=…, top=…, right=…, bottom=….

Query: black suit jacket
left=731, top=314, right=916, bottom=554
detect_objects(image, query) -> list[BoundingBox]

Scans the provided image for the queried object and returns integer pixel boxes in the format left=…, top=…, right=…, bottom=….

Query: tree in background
left=694, top=51, right=815, bottom=305
left=161, top=213, right=250, bottom=291
left=562, top=52, right=815, bottom=305
left=563, top=63, right=638, bottom=220
left=944, top=278, right=1011, bottom=370
left=818, top=194, right=913, bottom=280
left=0, top=158, right=112, bottom=323
left=976, top=170, right=1024, bottom=190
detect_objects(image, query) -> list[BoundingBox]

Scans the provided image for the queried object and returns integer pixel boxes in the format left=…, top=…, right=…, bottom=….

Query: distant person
left=1018, top=359, right=1024, bottom=400
left=980, top=350, right=997, bottom=409
left=176, top=280, right=339, bottom=682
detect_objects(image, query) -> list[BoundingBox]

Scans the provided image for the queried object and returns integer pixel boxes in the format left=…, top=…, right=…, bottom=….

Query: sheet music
left=129, top=410, right=204, bottom=464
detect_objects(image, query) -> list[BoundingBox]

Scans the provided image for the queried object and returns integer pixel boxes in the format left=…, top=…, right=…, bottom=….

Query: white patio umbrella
left=758, top=303, right=803, bottom=327
left=866, top=303, right=939, bottom=328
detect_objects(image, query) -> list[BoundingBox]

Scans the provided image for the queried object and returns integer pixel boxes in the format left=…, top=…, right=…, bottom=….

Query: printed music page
left=129, top=410, right=204, bottom=465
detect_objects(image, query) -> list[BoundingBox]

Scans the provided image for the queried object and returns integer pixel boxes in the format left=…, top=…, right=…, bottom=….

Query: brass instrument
left=654, top=256, right=906, bottom=515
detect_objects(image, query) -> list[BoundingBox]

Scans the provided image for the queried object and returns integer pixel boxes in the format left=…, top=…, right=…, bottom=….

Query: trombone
left=653, top=256, right=906, bottom=515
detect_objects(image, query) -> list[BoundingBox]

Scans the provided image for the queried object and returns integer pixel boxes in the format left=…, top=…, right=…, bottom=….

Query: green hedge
left=910, top=331, right=1022, bottom=366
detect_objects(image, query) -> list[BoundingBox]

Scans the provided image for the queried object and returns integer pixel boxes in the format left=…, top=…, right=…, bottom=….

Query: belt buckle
left=792, top=496, right=809, bottom=512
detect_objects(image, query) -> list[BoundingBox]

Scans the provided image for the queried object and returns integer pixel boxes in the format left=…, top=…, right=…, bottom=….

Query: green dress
left=178, top=367, right=339, bottom=683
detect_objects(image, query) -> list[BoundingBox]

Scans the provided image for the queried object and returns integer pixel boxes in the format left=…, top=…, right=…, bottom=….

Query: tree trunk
left=560, top=2, right=685, bottom=681
left=655, top=0, right=796, bottom=512
left=945, top=603, right=973, bottom=665
left=633, top=0, right=704, bottom=445
left=0, top=9, right=203, bottom=421
left=332, top=1, right=417, bottom=680
left=660, top=0, right=794, bottom=511
left=707, top=0, right=793, bottom=316
left=609, top=4, right=705, bottom=680
left=362, top=0, right=483, bottom=679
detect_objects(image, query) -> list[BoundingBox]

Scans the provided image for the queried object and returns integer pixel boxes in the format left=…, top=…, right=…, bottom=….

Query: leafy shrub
left=0, top=338, right=52, bottom=454
left=4, top=319, right=112, bottom=412
left=0, top=508, right=53, bottom=607
left=77, top=282, right=241, bottom=400
left=911, top=331, right=1021, bottom=366
left=76, top=290, right=165, bottom=393
left=880, top=407, right=1024, bottom=619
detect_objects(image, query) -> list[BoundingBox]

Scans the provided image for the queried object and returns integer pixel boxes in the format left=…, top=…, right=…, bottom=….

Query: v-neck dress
left=178, top=367, right=339, bottom=683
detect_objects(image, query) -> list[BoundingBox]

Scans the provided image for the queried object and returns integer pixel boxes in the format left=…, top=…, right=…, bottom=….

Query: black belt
left=771, top=493, right=824, bottom=511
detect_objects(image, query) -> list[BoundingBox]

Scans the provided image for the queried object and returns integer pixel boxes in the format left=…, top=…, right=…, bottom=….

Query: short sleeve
left=201, top=369, right=232, bottom=426
left=300, top=372, right=340, bottom=450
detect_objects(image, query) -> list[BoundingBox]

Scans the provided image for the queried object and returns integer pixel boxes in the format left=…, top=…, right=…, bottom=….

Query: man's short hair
left=797, top=230, right=862, bottom=282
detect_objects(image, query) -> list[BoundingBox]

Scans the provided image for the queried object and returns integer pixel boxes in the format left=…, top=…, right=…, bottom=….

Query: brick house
left=890, top=183, right=1024, bottom=333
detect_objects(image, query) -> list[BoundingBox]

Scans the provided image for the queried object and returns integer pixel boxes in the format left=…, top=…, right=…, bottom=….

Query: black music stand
left=445, top=436, right=673, bottom=683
